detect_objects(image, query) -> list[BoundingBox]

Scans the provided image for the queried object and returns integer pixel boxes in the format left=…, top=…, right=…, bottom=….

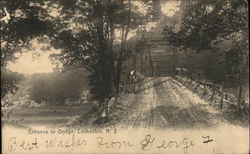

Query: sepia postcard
left=1, top=0, right=249, bottom=153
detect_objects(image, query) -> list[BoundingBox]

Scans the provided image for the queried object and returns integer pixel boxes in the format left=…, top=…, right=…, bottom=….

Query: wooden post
left=105, top=98, right=109, bottom=118
left=173, top=48, right=177, bottom=76
left=140, top=51, right=143, bottom=74
left=133, top=53, right=137, bottom=71
left=242, top=98, right=246, bottom=114
left=201, top=83, right=207, bottom=99
left=153, top=62, right=157, bottom=77
left=181, top=67, right=183, bottom=78
left=194, top=81, right=201, bottom=92
left=189, top=72, right=193, bottom=86
left=237, top=86, right=242, bottom=112
left=220, top=81, right=224, bottom=109
left=149, top=49, right=153, bottom=77
left=225, top=93, right=228, bottom=100
left=145, top=50, right=148, bottom=76
left=184, top=75, right=189, bottom=85
left=209, top=81, right=216, bottom=103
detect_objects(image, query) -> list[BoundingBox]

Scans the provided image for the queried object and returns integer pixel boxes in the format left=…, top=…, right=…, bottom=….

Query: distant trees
left=1, top=69, right=24, bottom=99
left=29, top=71, right=88, bottom=104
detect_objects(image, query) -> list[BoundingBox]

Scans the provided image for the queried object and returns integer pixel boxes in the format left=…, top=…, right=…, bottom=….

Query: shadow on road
left=147, top=104, right=218, bottom=129
left=219, top=109, right=249, bottom=127
left=135, top=78, right=171, bottom=94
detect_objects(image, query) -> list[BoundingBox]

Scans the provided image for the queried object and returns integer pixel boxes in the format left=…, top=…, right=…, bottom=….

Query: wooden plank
left=135, top=71, right=145, bottom=79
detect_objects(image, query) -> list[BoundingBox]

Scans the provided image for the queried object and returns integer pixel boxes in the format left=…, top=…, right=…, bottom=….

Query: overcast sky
left=6, top=1, right=180, bottom=75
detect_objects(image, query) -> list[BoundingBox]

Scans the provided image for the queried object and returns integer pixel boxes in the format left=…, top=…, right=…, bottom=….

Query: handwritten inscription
left=140, top=134, right=195, bottom=153
left=7, top=134, right=211, bottom=153
left=44, top=135, right=87, bottom=148
left=140, top=134, right=155, bottom=151
left=8, top=137, right=17, bottom=152
left=8, top=135, right=87, bottom=151
left=202, top=136, right=213, bottom=144
left=96, top=137, right=134, bottom=148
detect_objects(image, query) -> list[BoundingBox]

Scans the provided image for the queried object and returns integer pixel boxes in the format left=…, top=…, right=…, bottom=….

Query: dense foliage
left=1, top=70, right=24, bottom=99
left=163, top=0, right=248, bottom=87
left=0, top=0, right=54, bottom=67
left=29, top=70, right=89, bottom=104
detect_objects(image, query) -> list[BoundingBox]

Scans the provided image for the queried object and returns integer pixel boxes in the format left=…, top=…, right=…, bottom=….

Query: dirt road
left=117, top=77, right=227, bottom=129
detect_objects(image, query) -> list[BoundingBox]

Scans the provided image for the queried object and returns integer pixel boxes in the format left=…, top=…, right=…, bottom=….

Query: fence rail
left=175, top=67, right=249, bottom=112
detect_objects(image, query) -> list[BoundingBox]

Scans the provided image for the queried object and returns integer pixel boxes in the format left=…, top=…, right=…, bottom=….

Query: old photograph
left=1, top=0, right=249, bottom=153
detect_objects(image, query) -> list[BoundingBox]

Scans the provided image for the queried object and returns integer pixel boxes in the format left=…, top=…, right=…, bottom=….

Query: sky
left=6, top=1, right=180, bottom=75
left=7, top=51, right=56, bottom=74
left=7, top=40, right=61, bottom=75
left=161, top=1, right=180, bottom=17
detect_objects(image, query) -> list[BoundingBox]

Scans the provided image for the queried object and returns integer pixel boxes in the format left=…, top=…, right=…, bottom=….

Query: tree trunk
left=115, top=0, right=131, bottom=95
left=96, top=15, right=112, bottom=119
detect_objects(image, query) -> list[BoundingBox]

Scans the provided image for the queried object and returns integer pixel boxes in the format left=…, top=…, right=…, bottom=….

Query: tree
left=0, top=0, right=54, bottom=68
left=163, top=0, right=248, bottom=111
left=49, top=0, right=160, bottom=117
left=1, top=0, right=54, bottom=100
left=163, top=0, right=247, bottom=52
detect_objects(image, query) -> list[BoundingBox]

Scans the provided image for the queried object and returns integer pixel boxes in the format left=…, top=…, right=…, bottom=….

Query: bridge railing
left=175, top=68, right=249, bottom=113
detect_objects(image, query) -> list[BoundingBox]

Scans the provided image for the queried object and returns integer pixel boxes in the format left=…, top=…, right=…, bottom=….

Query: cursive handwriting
left=7, top=134, right=204, bottom=153
left=8, top=135, right=87, bottom=152
left=20, top=137, right=39, bottom=150
left=8, top=137, right=17, bottom=152
left=140, top=134, right=195, bottom=153
left=44, top=135, right=87, bottom=148
left=156, top=137, right=195, bottom=154
left=96, top=137, right=134, bottom=148
left=140, top=134, right=155, bottom=151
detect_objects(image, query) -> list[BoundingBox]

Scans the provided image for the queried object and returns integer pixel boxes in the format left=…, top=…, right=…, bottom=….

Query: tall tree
left=50, top=0, right=160, bottom=117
